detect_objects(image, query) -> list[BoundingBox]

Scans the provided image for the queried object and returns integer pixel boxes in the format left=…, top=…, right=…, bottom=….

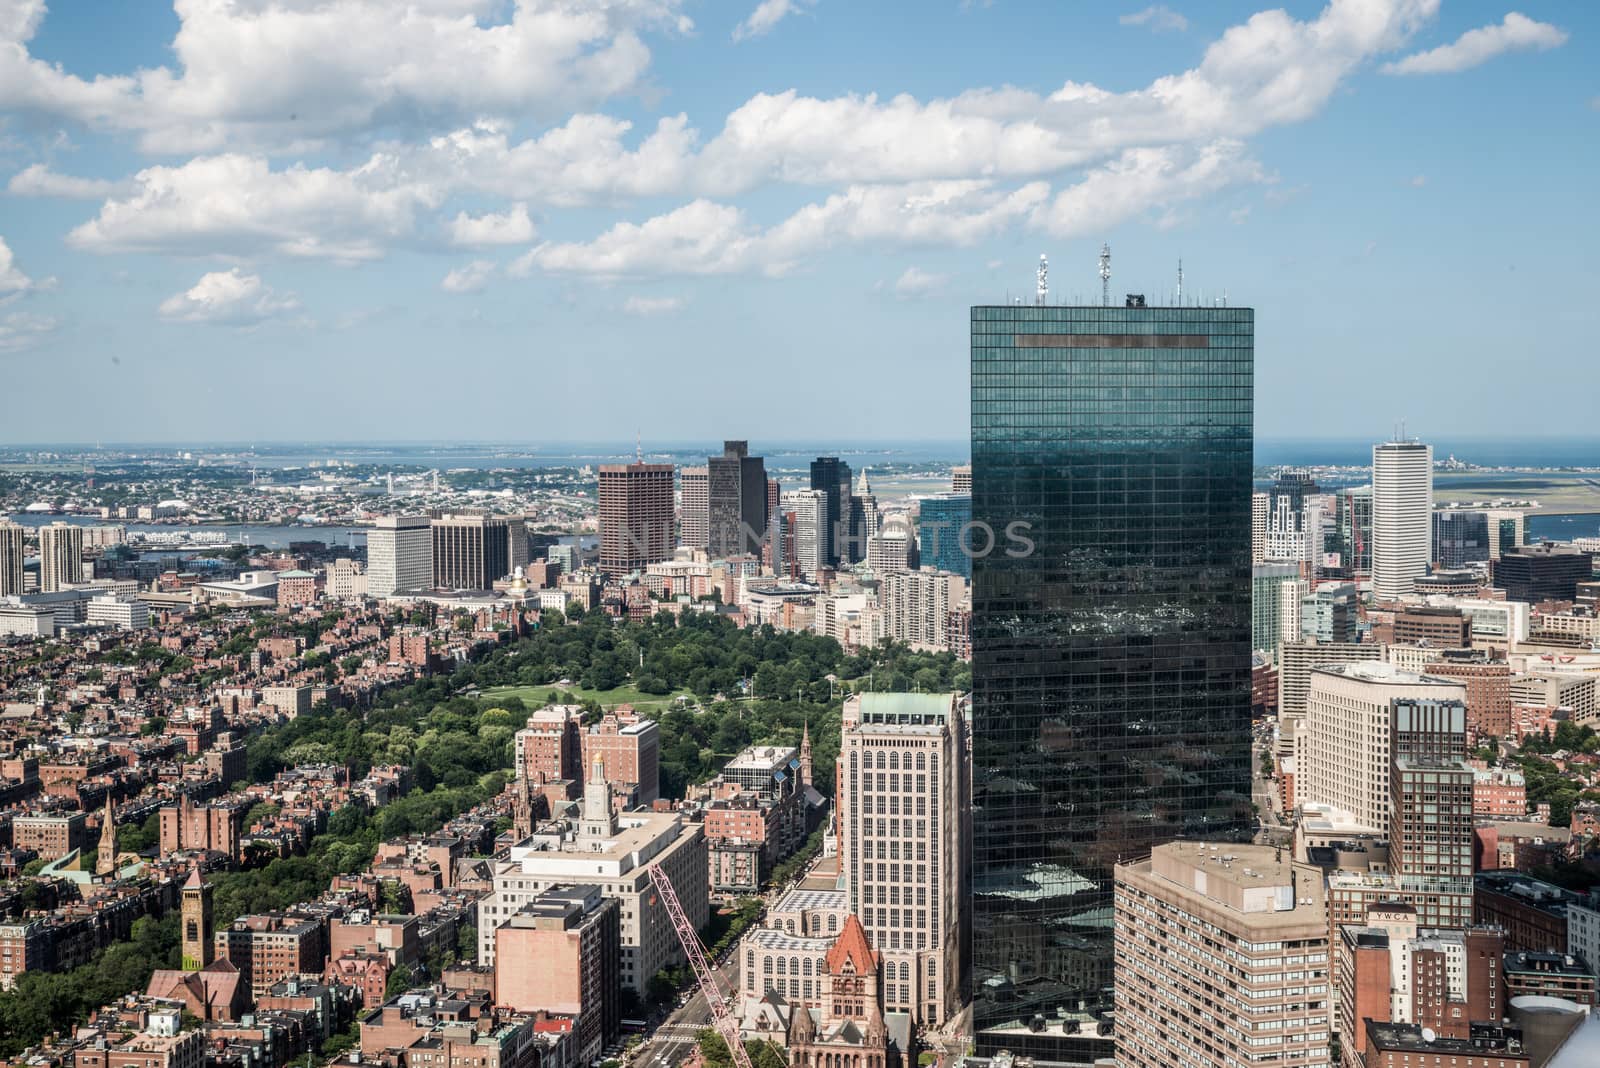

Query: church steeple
left=181, top=866, right=214, bottom=971
left=95, top=796, right=116, bottom=878
left=800, top=721, right=813, bottom=787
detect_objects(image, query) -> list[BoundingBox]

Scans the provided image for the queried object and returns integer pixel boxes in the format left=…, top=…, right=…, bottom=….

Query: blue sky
left=0, top=0, right=1594, bottom=444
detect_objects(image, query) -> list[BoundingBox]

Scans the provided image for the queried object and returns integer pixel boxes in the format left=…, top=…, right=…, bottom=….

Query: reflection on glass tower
left=968, top=301, right=1256, bottom=1063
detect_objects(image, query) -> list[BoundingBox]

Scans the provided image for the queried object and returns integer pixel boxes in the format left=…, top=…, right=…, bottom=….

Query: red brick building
left=159, top=795, right=246, bottom=860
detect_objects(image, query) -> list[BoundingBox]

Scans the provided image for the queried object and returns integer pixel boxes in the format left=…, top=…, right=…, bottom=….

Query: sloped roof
left=826, top=914, right=877, bottom=975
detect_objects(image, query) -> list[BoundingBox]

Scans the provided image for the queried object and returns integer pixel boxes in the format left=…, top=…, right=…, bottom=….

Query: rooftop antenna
left=1036, top=253, right=1048, bottom=306
left=1098, top=244, right=1111, bottom=306
left=1176, top=259, right=1184, bottom=306
left=636, top=430, right=642, bottom=464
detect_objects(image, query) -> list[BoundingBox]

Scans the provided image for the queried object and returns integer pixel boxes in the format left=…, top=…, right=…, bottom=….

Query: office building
left=367, top=515, right=432, bottom=597
left=792, top=490, right=827, bottom=578
left=1302, top=583, right=1358, bottom=643
left=917, top=494, right=971, bottom=579
left=1486, top=509, right=1526, bottom=560
left=1391, top=605, right=1472, bottom=648
left=1433, top=510, right=1491, bottom=568
left=848, top=469, right=874, bottom=565
left=1425, top=657, right=1513, bottom=739
left=1339, top=912, right=1504, bottom=1068
left=1495, top=544, right=1594, bottom=605
left=598, top=462, right=674, bottom=577
left=1115, top=843, right=1330, bottom=1068
left=477, top=759, right=707, bottom=994
left=1510, top=673, right=1596, bottom=726
left=951, top=464, right=971, bottom=494
left=1253, top=562, right=1303, bottom=659
left=766, top=478, right=785, bottom=577
left=86, top=593, right=149, bottom=630
left=969, top=301, right=1254, bottom=1060
left=707, top=440, right=767, bottom=558
left=431, top=511, right=513, bottom=590
left=1266, top=469, right=1319, bottom=563
left=0, top=520, right=22, bottom=596
left=39, top=521, right=84, bottom=592
left=1297, top=662, right=1468, bottom=833
left=838, top=693, right=966, bottom=1029
left=810, top=456, right=853, bottom=567
left=1371, top=441, right=1433, bottom=601
left=679, top=466, right=709, bottom=551
left=1335, top=485, right=1373, bottom=576
left=866, top=515, right=915, bottom=576
left=492, top=885, right=620, bottom=1061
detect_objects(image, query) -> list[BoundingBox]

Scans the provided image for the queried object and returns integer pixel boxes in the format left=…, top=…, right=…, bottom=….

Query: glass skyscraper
left=917, top=493, right=972, bottom=578
left=969, top=303, right=1255, bottom=1062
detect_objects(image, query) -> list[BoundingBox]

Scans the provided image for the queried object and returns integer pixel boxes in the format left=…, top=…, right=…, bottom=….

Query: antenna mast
left=1098, top=244, right=1111, bottom=306
left=1176, top=259, right=1184, bottom=306
left=1036, top=253, right=1048, bottom=306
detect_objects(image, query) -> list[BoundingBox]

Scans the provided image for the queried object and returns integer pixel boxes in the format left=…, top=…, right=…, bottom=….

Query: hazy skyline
left=0, top=1, right=1594, bottom=443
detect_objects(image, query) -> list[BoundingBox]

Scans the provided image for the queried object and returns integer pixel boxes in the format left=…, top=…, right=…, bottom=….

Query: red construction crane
left=649, top=866, right=754, bottom=1068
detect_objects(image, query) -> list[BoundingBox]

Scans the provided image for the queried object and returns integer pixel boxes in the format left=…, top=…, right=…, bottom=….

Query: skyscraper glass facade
left=969, top=304, right=1255, bottom=1062
left=917, top=493, right=972, bottom=578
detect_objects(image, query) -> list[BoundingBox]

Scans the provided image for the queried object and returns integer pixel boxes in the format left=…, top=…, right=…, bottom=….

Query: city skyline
left=0, top=2, right=1595, bottom=442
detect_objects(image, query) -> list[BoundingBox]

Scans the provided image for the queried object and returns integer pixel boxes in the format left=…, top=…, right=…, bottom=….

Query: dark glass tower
left=968, top=302, right=1255, bottom=1063
left=809, top=456, right=852, bottom=566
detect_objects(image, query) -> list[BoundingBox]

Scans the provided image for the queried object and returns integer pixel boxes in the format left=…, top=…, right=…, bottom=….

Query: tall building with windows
left=969, top=301, right=1254, bottom=1061
left=181, top=868, right=214, bottom=971
left=598, top=462, right=674, bottom=577
left=1252, top=491, right=1269, bottom=565
left=1115, top=843, right=1331, bottom=1068
left=679, top=466, right=709, bottom=551
left=792, top=490, right=827, bottom=578
left=367, top=515, right=432, bottom=597
left=431, top=511, right=513, bottom=590
left=810, top=457, right=853, bottom=567
left=0, top=520, right=23, bottom=596
left=38, top=521, right=83, bottom=592
left=708, top=441, right=767, bottom=559
left=1335, top=484, right=1373, bottom=576
left=837, top=692, right=966, bottom=1030
left=1432, top=510, right=1491, bottom=568
left=917, top=494, right=971, bottom=578
left=1372, top=440, right=1433, bottom=601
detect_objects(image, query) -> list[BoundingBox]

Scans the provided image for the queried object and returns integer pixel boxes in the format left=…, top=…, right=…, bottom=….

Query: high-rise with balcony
left=0, top=520, right=23, bottom=596
left=598, top=462, right=674, bottom=577
left=1371, top=440, right=1432, bottom=601
left=38, top=522, right=84, bottom=592
left=969, top=300, right=1254, bottom=1061
left=367, top=515, right=432, bottom=597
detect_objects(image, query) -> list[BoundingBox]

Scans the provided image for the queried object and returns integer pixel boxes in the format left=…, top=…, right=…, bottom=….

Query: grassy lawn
left=478, top=681, right=695, bottom=712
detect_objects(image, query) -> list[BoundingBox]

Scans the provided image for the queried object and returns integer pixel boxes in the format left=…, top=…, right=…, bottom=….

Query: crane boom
left=649, top=866, right=754, bottom=1068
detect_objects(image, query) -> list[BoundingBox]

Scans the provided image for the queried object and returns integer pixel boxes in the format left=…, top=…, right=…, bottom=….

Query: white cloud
left=68, top=154, right=443, bottom=261
left=0, top=236, right=53, bottom=303
left=892, top=267, right=945, bottom=296
left=0, top=311, right=56, bottom=352
left=0, top=0, right=693, bottom=152
left=1383, top=12, right=1566, bottom=75
left=733, top=0, right=807, bottom=42
left=1120, top=6, right=1189, bottom=33
left=441, top=260, right=496, bottom=293
left=623, top=295, right=684, bottom=315
left=515, top=200, right=755, bottom=278
left=158, top=269, right=299, bottom=325
left=520, top=180, right=1051, bottom=278
left=449, top=204, right=536, bottom=247
left=1031, top=140, right=1264, bottom=237
left=7, top=163, right=121, bottom=198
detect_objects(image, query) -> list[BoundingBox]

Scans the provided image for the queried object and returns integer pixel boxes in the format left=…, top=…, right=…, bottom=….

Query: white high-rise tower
left=1371, top=439, right=1433, bottom=601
